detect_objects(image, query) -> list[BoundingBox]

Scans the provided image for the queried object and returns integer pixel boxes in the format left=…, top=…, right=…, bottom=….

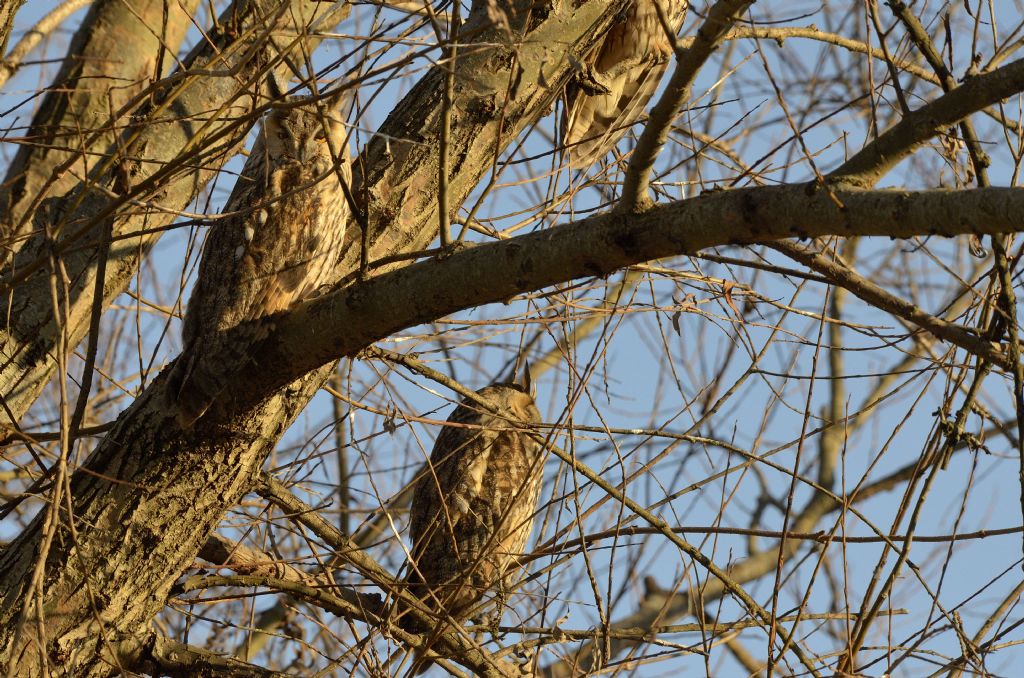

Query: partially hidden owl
left=167, top=77, right=351, bottom=427
left=563, top=0, right=688, bottom=166
left=402, top=377, right=545, bottom=645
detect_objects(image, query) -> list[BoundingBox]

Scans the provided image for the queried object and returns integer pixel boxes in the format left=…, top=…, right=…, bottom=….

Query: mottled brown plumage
left=404, top=381, right=544, bottom=636
left=563, top=0, right=688, bottom=166
left=168, top=81, right=351, bottom=426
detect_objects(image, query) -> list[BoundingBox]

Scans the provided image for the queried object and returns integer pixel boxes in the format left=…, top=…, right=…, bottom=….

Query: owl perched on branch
left=563, top=0, right=688, bottom=166
left=168, top=76, right=351, bottom=427
left=402, top=375, right=545, bottom=645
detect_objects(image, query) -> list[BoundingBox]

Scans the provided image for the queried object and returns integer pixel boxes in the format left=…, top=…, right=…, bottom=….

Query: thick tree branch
left=3, top=4, right=1019, bottom=676
left=0, top=0, right=25, bottom=57
left=0, top=367, right=327, bottom=675
left=242, top=185, right=1018, bottom=400
left=347, top=0, right=626, bottom=272
left=0, top=3, right=636, bottom=673
left=0, top=0, right=198, bottom=255
left=138, top=635, right=289, bottom=678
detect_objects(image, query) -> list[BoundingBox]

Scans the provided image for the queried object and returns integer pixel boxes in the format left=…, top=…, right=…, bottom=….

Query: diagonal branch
left=254, top=476, right=521, bottom=676
left=0, top=0, right=93, bottom=88
left=0, top=0, right=25, bottom=57
left=767, top=240, right=1003, bottom=367
left=1, top=0, right=200, bottom=256
left=139, top=634, right=290, bottom=678
left=0, top=2, right=646, bottom=673
left=620, top=0, right=754, bottom=210
left=831, top=56, right=1024, bottom=186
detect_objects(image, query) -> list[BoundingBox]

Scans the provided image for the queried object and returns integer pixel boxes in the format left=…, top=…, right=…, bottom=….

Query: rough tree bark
left=0, top=0, right=345, bottom=422
left=0, top=0, right=25, bottom=57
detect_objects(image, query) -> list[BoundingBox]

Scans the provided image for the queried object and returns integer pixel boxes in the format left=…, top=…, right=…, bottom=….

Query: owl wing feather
left=564, top=60, right=670, bottom=165
left=563, top=0, right=688, bottom=167
left=405, top=388, right=542, bottom=624
left=409, top=416, right=495, bottom=556
left=168, top=154, right=273, bottom=425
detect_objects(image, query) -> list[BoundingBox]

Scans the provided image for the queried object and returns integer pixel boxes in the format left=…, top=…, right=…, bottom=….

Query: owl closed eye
left=263, top=106, right=347, bottom=171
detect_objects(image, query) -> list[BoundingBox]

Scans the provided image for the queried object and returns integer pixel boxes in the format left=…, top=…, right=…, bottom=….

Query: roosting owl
left=563, top=0, right=688, bottom=166
left=168, top=76, right=351, bottom=426
left=402, top=375, right=545, bottom=651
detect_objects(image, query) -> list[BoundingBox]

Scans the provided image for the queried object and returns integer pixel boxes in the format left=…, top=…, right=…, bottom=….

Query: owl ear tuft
left=516, top=361, right=534, bottom=397
left=266, top=70, right=289, bottom=103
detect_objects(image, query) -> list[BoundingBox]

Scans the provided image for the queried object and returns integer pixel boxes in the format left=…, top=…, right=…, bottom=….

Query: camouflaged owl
left=564, top=0, right=689, bottom=166
left=168, top=75, right=351, bottom=426
left=403, top=374, right=545, bottom=645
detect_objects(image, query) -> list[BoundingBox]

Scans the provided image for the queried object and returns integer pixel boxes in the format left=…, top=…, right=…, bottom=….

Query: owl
left=563, top=0, right=688, bottom=166
left=167, top=77, right=351, bottom=427
left=402, top=377, right=545, bottom=647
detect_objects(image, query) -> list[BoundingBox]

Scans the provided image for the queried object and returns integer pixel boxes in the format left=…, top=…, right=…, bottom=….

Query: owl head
left=483, top=364, right=539, bottom=424
left=497, top=360, right=535, bottom=397
left=262, top=74, right=351, bottom=172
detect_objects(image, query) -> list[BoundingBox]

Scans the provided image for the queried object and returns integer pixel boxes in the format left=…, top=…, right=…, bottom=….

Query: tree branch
left=768, top=240, right=1005, bottom=367
left=0, top=0, right=93, bottom=88
left=832, top=56, right=1024, bottom=186
left=0, top=2, right=637, bottom=673
left=0, top=0, right=25, bottom=57
left=0, top=0, right=199, bottom=256
left=245, top=185, right=1018, bottom=399
left=139, top=634, right=290, bottom=678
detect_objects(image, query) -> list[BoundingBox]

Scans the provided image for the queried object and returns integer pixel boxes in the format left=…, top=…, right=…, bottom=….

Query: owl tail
left=166, top=321, right=274, bottom=428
